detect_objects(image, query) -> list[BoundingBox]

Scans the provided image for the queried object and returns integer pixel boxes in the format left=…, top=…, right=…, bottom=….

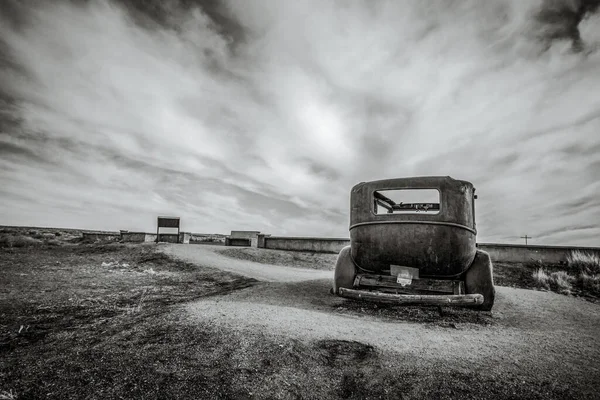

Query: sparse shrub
left=12, top=235, right=43, bottom=247
left=532, top=268, right=576, bottom=295
left=0, top=234, right=43, bottom=248
left=54, top=231, right=62, bottom=236
left=532, top=268, right=549, bottom=289
left=567, top=250, right=600, bottom=275
left=549, top=271, right=575, bottom=295
left=44, top=238, right=62, bottom=247
left=0, top=235, right=10, bottom=248
left=578, top=273, right=600, bottom=296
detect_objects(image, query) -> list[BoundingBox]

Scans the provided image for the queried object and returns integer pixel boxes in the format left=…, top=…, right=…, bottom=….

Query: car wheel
left=464, top=249, right=495, bottom=311
left=333, top=246, right=356, bottom=295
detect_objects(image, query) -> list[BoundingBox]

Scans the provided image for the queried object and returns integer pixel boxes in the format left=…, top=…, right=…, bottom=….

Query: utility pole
left=520, top=234, right=532, bottom=245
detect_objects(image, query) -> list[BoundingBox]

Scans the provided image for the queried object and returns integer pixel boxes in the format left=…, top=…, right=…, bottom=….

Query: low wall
left=230, top=230, right=261, bottom=239
left=263, top=236, right=350, bottom=254
left=258, top=236, right=600, bottom=263
left=190, top=238, right=225, bottom=245
left=477, top=243, right=600, bottom=264
left=190, top=233, right=226, bottom=245
left=158, top=234, right=179, bottom=243
left=82, top=232, right=120, bottom=242
left=180, top=232, right=191, bottom=244
left=121, top=232, right=157, bottom=243
left=120, top=232, right=190, bottom=243
left=226, top=238, right=252, bottom=247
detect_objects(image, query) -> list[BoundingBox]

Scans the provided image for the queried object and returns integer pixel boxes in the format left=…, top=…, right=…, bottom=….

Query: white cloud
left=0, top=0, right=599, bottom=245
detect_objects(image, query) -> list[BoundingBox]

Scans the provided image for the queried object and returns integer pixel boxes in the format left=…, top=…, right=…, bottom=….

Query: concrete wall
left=263, top=236, right=350, bottom=254
left=226, top=238, right=252, bottom=247
left=477, top=243, right=600, bottom=264
left=226, top=231, right=263, bottom=247
left=190, top=234, right=226, bottom=245
left=158, top=234, right=179, bottom=243
left=258, top=236, right=600, bottom=263
left=82, top=232, right=120, bottom=242
left=179, top=232, right=191, bottom=244
left=120, top=232, right=188, bottom=243
left=257, top=234, right=270, bottom=248
left=230, top=230, right=261, bottom=239
left=121, top=232, right=149, bottom=243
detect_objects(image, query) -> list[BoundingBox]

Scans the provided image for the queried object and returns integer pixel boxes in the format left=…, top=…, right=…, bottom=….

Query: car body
left=332, top=176, right=495, bottom=310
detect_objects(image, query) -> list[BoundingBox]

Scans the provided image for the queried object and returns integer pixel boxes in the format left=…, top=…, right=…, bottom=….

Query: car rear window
left=373, top=189, right=440, bottom=215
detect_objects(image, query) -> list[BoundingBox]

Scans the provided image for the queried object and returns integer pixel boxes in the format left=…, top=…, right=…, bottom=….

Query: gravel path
left=160, top=243, right=600, bottom=393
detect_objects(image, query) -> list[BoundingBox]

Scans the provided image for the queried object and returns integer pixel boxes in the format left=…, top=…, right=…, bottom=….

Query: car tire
left=333, top=246, right=356, bottom=295
left=464, top=249, right=495, bottom=311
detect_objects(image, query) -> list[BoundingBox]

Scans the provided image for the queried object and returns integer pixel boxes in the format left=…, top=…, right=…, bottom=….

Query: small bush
left=567, top=251, right=600, bottom=275
left=549, top=271, right=575, bottom=295
left=0, top=235, right=43, bottom=248
left=532, top=268, right=576, bottom=295
left=532, top=268, right=549, bottom=289
left=578, top=273, right=600, bottom=296
left=12, top=236, right=43, bottom=247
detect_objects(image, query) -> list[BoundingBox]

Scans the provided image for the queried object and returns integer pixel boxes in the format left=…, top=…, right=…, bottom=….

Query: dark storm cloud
left=533, top=0, right=600, bottom=50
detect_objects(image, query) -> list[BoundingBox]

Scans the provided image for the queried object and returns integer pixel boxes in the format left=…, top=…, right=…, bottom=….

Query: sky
left=0, top=0, right=599, bottom=246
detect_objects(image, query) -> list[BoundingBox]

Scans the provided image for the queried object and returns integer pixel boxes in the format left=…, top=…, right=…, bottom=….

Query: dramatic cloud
left=1, top=0, right=599, bottom=245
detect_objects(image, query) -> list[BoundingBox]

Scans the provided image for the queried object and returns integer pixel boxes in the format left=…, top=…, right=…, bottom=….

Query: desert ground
left=1, top=227, right=599, bottom=399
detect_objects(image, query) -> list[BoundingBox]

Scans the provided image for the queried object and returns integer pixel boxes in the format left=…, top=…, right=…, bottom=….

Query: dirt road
left=161, top=244, right=600, bottom=397
left=161, top=244, right=332, bottom=282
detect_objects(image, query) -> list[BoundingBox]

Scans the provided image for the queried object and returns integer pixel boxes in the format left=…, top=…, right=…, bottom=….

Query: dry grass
left=578, top=273, right=600, bottom=295
left=0, top=243, right=258, bottom=399
left=532, top=268, right=576, bottom=295
left=567, top=250, right=600, bottom=275
left=0, top=390, right=18, bottom=400
left=532, top=250, right=600, bottom=299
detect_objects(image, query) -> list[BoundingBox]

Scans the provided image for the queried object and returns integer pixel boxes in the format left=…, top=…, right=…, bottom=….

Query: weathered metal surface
left=453, top=281, right=465, bottom=295
left=349, top=176, right=477, bottom=278
left=338, top=288, right=483, bottom=305
left=354, top=274, right=463, bottom=294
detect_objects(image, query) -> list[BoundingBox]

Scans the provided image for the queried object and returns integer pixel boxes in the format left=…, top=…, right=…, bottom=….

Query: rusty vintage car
left=332, top=176, right=495, bottom=311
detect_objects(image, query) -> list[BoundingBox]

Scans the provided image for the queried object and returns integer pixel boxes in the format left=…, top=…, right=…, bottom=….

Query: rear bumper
left=338, top=287, right=484, bottom=306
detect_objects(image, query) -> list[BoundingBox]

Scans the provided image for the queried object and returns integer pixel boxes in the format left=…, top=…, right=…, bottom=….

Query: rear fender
left=333, top=246, right=356, bottom=294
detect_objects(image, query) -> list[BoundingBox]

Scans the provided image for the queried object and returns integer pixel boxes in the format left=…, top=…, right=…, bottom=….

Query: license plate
left=391, top=265, right=419, bottom=287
